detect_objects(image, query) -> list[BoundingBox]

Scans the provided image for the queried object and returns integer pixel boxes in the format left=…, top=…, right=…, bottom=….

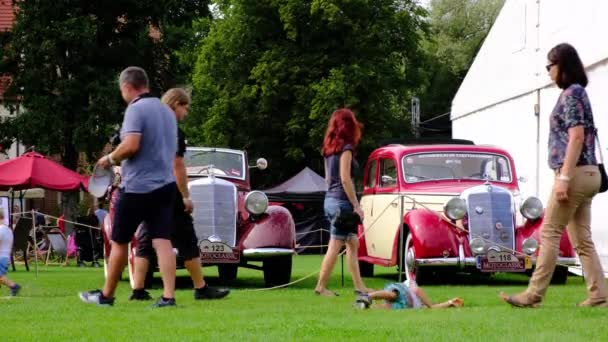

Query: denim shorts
left=0, top=257, right=9, bottom=277
left=324, top=197, right=357, bottom=241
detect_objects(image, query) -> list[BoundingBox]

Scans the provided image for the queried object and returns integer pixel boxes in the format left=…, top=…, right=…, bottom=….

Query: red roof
left=0, top=1, right=14, bottom=98
left=0, top=1, right=14, bottom=32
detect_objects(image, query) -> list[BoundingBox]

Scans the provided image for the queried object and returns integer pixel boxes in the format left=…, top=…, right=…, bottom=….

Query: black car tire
left=218, top=264, right=238, bottom=283
left=550, top=265, right=568, bottom=284
left=263, top=255, right=293, bottom=287
left=359, top=260, right=374, bottom=278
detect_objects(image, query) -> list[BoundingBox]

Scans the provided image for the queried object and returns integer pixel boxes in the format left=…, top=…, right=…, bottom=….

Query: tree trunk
left=62, top=130, right=80, bottom=235
left=61, top=191, right=80, bottom=235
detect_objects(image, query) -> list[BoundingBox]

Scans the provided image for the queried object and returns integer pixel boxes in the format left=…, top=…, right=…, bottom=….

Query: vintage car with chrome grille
left=357, top=142, right=577, bottom=284
left=102, top=147, right=296, bottom=287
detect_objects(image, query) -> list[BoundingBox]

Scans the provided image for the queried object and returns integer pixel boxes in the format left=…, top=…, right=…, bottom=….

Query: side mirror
left=381, top=175, right=396, bottom=186
left=250, top=158, right=268, bottom=170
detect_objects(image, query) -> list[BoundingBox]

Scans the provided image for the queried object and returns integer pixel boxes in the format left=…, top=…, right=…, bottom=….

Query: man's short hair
left=119, top=66, right=149, bottom=90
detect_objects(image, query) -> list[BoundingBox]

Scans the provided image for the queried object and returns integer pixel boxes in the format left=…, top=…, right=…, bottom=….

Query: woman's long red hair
left=322, top=108, right=363, bottom=156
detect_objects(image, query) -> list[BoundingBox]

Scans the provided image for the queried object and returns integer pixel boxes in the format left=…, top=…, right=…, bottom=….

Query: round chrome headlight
left=444, top=197, right=467, bottom=220
left=245, top=191, right=268, bottom=215
left=520, top=196, right=543, bottom=220
left=522, top=238, right=538, bottom=255
left=469, top=238, right=486, bottom=255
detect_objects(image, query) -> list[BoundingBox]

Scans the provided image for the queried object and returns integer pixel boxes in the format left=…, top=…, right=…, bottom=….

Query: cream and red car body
left=357, top=143, right=576, bottom=283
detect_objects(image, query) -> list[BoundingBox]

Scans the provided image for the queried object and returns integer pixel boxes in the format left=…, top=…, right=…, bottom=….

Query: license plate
left=476, top=251, right=531, bottom=272
left=199, top=239, right=240, bottom=264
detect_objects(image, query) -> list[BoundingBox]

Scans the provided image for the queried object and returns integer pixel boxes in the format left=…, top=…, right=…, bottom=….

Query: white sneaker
left=79, top=290, right=114, bottom=306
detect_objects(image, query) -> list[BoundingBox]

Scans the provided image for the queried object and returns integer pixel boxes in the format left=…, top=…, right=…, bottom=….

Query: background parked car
left=102, top=147, right=296, bottom=287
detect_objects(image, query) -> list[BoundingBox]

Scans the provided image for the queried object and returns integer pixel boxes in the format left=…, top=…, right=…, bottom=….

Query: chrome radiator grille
left=189, top=177, right=237, bottom=246
left=466, top=185, right=514, bottom=250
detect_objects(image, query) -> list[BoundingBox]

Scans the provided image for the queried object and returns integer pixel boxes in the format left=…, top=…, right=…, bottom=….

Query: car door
left=365, top=157, right=401, bottom=260
left=361, top=158, right=377, bottom=244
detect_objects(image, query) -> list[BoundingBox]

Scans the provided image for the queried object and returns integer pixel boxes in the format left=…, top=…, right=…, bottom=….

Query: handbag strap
left=595, top=128, right=605, bottom=164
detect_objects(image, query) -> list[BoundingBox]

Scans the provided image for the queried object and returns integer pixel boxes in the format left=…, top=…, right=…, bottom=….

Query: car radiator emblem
left=475, top=206, right=484, bottom=214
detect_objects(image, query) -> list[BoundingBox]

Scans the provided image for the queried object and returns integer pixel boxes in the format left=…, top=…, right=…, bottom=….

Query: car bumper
left=242, top=248, right=295, bottom=258
left=416, top=256, right=578, bottom=268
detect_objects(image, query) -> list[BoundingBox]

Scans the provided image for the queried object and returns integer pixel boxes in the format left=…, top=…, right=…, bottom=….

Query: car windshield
left=402, top=152, right=512, bottom=183
left=184, top=149, right=245, bottom=180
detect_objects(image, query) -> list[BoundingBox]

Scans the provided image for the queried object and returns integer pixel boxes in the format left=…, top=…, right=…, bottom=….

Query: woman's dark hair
left=547, top=43, right=588, bottom=89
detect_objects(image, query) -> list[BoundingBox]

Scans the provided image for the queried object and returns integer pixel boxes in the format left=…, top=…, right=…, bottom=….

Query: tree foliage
left=418, top=0, right=504, bottom=118
left=189, top=0, right=427, bottom=186
left=0, top=0, right=209, bottom=168
left=0, top=0, right=209, bottom=226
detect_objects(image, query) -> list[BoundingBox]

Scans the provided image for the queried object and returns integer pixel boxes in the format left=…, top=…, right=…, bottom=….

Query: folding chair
left=11, top=216, right=33, bottom=271
left=45, top=228, right=70, bottom=265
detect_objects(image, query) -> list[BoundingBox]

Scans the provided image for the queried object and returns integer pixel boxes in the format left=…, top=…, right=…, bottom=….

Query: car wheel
left=359, top=260, right=374, bottom=277
left=403, top=233, right=427, bottom=284
left=550, top=265, right=568, bottom=284
left=218, top=264, right=239, bottom=283
left=263, top=255, right=293, bottom=287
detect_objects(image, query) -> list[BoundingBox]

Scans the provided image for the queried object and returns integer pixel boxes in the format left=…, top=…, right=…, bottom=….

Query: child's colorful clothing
left=384, top=280, right=423, bottom=309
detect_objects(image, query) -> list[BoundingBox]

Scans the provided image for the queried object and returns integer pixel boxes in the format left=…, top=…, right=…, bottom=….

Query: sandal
left=314, top=289, right=339, bottom=297
left=499, top=292, right=540, bottom=308
left=576, top=299, right=608, bottom=307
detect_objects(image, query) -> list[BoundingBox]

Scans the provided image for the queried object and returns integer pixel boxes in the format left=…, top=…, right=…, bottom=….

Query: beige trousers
left=527, top=165, right=607, bottom=301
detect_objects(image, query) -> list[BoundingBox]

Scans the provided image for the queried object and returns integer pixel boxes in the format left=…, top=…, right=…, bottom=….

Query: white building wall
left=452, top=0, right=608, bottom=268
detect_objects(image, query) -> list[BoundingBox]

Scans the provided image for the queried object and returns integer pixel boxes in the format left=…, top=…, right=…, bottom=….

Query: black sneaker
left=151, top=297, right=176, bottom=308
left=129, top=289, right=152, bottom=301
left=79, top=289, right=114, bottom=307
left=194, top=285, right=230, bottom=300
left=10, top=284, right=21, bottom=296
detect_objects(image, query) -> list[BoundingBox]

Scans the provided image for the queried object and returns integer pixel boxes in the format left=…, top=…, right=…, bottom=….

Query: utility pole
left=411, top=96, right=420, bottom=139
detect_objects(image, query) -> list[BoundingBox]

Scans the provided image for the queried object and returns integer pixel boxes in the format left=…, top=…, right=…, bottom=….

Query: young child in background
left=354, top=279, right=463, bottom=309
left=0, top=209, right=21, bottom=296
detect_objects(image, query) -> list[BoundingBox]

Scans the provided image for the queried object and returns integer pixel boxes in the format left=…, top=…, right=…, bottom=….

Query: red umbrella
left=0, top=152, right=88, bottom=191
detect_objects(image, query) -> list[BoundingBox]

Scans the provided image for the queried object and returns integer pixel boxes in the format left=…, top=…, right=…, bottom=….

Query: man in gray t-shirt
left=119, top=93, right=176, bottom=193
left=79, top=66, right=178, bottom=308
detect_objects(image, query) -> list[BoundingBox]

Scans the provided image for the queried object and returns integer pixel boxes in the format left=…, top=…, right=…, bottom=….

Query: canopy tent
left=0, top=152, right=88, bottom=191
left=265, top=167, right=327, bottom=202
left=0, top=152, right=89, bottom=273
left=264, top=167, right=329, bottom=254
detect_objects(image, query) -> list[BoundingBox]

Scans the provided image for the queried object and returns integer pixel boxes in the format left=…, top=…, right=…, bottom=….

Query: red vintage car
left=102, top=147, right=296, bottom=287
left=357, top=142, right=577, bottom=284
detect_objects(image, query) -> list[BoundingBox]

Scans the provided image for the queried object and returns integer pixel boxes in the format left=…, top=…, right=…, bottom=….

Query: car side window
left=379, top=158, right=397, bottom=188
left=366, top=160, right=377, bottom=188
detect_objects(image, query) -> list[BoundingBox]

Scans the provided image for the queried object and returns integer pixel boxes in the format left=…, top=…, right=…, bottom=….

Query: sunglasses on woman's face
left=545, top=62, right=556, bottom=72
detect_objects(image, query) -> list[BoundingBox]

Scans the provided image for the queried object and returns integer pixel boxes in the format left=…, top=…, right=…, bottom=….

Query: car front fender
left=516, top=214, right=575, bottom=258
left=241, top=205, right=296, bottom=250
left=397, top=209, right=461, bottom=261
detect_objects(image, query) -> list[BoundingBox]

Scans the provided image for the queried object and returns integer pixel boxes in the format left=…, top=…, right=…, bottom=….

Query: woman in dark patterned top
left=501, top=43, right=608, bottom=308
left=314, top=108, right=370, bottom=297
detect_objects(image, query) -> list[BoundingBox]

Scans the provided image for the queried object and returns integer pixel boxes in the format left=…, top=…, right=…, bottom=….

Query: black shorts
left=112, top=182, right=177, bottom=244
left=136, top=193, right=200, bottom=260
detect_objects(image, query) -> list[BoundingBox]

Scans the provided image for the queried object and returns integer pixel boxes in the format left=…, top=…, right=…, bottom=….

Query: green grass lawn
left=1, top=255, right=607, bottom=341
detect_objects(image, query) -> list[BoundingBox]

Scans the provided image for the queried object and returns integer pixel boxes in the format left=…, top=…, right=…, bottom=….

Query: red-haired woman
left=314, top=108, right=370, bottom=297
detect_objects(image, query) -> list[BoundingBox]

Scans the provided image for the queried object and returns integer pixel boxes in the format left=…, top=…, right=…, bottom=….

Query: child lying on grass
left=354, top=280, right=463, bottom=309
